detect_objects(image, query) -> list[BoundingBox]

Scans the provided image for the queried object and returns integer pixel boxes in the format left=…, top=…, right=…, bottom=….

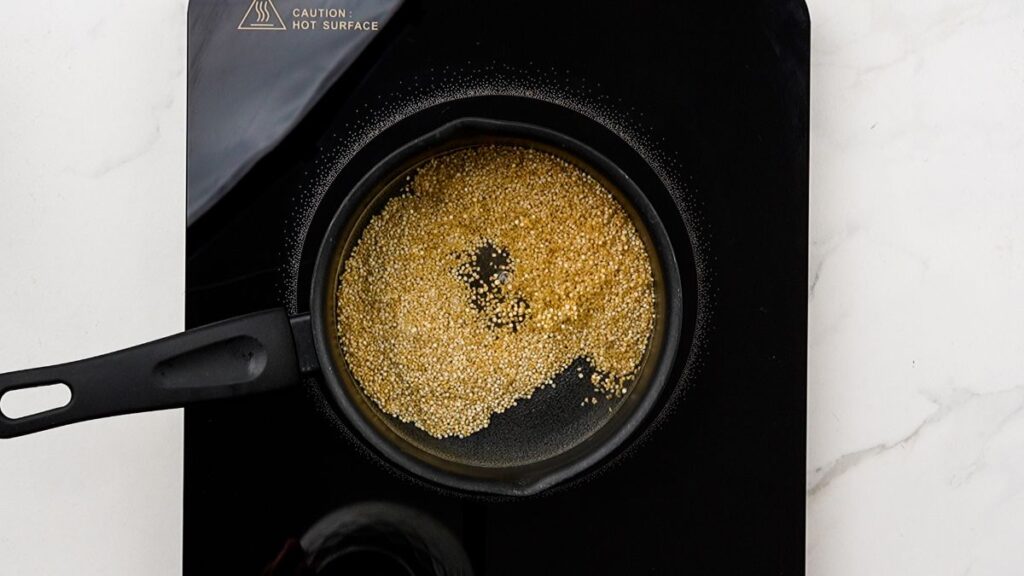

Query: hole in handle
left=0, top=383, right=72, bottom=419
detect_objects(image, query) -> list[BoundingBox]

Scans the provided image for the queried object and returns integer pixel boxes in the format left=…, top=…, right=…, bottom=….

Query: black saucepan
left=0, top=118, right=683, bottom=496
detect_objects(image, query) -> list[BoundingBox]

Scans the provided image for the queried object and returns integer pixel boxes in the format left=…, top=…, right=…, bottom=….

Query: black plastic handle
left=0, top=309, right=307, bottom=438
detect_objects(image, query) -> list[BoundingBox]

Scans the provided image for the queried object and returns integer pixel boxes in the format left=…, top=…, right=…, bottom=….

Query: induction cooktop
left=184, top=1, right=809, bottom=574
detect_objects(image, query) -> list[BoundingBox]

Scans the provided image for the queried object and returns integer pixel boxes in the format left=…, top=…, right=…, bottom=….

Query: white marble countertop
left=807, top=0, right=1024, bottom=573
left=2, top=0, right=1023, bottom=574
left=0, top=2, right=186, bottom=575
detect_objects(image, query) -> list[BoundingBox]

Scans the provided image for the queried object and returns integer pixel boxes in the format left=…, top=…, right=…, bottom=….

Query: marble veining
left=3, top=0, right=1023, bottom=573
left=807, top=0, right=1024, bottom=573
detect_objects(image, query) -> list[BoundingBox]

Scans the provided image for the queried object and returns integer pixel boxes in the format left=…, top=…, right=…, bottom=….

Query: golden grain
left=336, top=145, right=655, bottom=438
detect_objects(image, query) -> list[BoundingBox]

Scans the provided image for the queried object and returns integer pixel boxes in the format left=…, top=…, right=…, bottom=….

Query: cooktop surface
left=185, top=1, right=808, bottom=574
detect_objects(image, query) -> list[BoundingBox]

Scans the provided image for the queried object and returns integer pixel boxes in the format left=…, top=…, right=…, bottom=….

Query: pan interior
left=322, top=130, right=672, bottom=482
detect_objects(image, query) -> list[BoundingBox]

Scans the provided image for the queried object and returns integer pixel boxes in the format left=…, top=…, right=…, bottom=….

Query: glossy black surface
left=185, top=0, right=808, bottom=573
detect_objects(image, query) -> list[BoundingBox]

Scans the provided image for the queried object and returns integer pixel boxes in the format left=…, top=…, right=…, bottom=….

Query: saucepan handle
left=0, top=308, right=304, bottom=438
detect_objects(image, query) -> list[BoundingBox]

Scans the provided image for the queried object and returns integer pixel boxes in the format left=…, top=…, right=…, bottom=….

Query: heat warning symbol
left=238, top=0, right=286, bottom=31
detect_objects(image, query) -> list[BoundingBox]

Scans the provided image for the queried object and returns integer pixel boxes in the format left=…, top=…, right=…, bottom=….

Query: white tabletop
left=0, top=2, right=186, bottom=574
left=2, top=1, right=1023, bottom=574
left=807, top=0, right=1024, bottom=574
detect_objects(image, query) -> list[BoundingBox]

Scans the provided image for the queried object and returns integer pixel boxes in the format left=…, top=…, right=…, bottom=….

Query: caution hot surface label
left=239, top=1, right=381, bottom=32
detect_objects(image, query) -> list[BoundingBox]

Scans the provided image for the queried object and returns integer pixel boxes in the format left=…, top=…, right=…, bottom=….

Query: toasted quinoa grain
left=336, top=145, right=655, bottom=438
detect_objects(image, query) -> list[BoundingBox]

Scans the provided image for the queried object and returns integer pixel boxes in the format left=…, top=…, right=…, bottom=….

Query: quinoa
left=336, top=145, right=655, bottom=438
